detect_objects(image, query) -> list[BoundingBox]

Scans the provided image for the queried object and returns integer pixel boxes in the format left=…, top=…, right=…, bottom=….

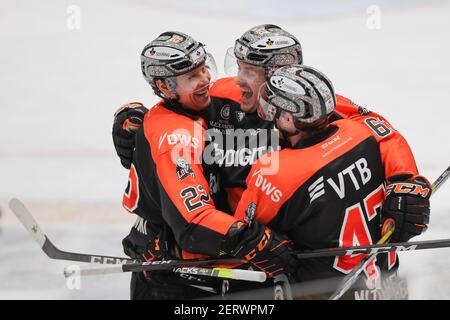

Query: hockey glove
left=221, top=221, right=300, bottom=279
left=122, top=224, right=179, bottom=285
left=112, top=102, right=148, bottom=169
left=381, top=174, right=431, bottom=243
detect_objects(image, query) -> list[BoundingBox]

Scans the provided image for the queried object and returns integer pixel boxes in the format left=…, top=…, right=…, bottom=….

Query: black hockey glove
left=112, top=102, right=148, bottom=169
left=381, top=174, right=431, bottom=243
left=122, top=223, right=182, bottom=285
left=221, top=221, right=300, bottom=280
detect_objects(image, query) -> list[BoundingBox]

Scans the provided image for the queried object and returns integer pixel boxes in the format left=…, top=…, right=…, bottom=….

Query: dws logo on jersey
left=252, top=170, right=282, bottom=202
left=308, top=158, right=372, bottom=202
left=158, top=132, right=200, bottom=149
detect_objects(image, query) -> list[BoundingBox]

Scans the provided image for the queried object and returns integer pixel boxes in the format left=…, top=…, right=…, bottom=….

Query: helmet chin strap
left=165, top=78, right=180, bottom=100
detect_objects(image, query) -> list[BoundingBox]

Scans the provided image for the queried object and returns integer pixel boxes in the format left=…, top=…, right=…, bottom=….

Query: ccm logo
left=386, top=183, right=430, bottom=198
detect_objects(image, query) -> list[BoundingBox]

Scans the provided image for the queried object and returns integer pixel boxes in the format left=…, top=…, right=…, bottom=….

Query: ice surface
left=0, top=0, right=449, bottom=299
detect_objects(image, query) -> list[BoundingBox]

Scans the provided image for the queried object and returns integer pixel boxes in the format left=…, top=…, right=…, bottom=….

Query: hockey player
left=114, top=25, right=395, bottom=212
left=119, top=31, right=299, bottom=300
left=234, top=64, right=431, bottom=299
left=112, top=25, right=421, bottom=299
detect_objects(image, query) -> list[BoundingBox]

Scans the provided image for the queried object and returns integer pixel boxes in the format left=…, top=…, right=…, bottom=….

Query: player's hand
left=112, top=102, right=148, bottom=169
left=381, top=174, right=431, bottom=242
left=222, top=221, right=299, bottom=279
left=122, top=229, right=173, bottom=284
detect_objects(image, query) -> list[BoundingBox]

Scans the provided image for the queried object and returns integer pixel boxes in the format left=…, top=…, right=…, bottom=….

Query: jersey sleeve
left=153, top=148, right=237, bottom=256
left=225, top=187, right=244, bottom=213
left=234, top=156, right=284, bottom=226
left=360, top=116, right=418, bottom=179
left=335, top=95, right=419, bottom=178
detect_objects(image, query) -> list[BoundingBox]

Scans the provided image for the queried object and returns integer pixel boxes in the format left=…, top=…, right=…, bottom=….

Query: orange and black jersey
left=123, top=99, right=238, bottom=258
left=205, top=77, right=396, bottom=211
left=121, top=77, right=400, bottom=259
left=235, top=116, right=418, bottom=283
left=204, top=77, right=280, bottom=211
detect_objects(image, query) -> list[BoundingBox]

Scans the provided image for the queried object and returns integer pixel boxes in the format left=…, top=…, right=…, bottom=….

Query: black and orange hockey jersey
left=206, top=77, right=396, bottom=211
left=121, top=77, right=403, bottom=263
left=123, top=100, right=239, bottom=258
left=234, top=115, right=418, bottom=286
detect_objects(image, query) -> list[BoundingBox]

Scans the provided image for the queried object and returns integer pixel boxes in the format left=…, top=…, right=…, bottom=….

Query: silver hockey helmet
left=225, top=24, right=303, bottom=75
left=257, top=64, right=336, bottom=123
left=141, top=31, right=216, bottom=97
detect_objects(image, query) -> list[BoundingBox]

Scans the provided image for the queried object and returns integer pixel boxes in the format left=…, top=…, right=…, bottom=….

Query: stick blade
left=64, top=264, right=124, bottom=278
left=9, top=198, right=47, bottom=248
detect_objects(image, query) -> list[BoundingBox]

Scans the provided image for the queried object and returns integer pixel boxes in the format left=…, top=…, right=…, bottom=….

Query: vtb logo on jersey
left=176, top=157, right=194, bottom=180
left=308, top=176, right=325, bottom=203
left=308, top=158, right=373, bottom=202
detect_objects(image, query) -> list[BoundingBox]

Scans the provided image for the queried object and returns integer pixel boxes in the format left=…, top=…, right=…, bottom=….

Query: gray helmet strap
left=165, top=77, right=178, bottom=93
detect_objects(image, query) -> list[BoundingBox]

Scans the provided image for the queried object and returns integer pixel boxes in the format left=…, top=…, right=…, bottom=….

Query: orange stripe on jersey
left=209, top=77, right=242, bottom=105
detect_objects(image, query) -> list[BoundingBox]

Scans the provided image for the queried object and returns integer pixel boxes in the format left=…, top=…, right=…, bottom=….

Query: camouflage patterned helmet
left=141, top=31, right=209, bottom=96
left=234, top=24, right=303, bottom=71
left=258, top=64, right=336, bottom=123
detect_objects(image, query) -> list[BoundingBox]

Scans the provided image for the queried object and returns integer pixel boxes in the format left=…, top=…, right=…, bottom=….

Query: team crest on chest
left=236, top=111, right=245, bottom=122
left=220, top=104, right=231, bottom=120
left=176, top=157, right=194, bottom=180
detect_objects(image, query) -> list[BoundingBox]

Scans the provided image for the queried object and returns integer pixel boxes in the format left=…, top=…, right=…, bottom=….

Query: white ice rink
left=1, top=0, right=450, bottom=299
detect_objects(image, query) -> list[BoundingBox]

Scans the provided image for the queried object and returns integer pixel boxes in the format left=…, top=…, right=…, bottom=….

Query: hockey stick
left=68, top=237, right=450, bottom=272
left=8, top=198, right=265, bottom=283
left=10, top=199, right=450, bottom=274
left=328, top=165, right=450, bottom=300
left=10, top=198, right=450, bottom=265
left=65, top=263, right=266, bottom=283
left=63, top=164, right=450, bottom=282
left=431, top=164, right=450, bottom=191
